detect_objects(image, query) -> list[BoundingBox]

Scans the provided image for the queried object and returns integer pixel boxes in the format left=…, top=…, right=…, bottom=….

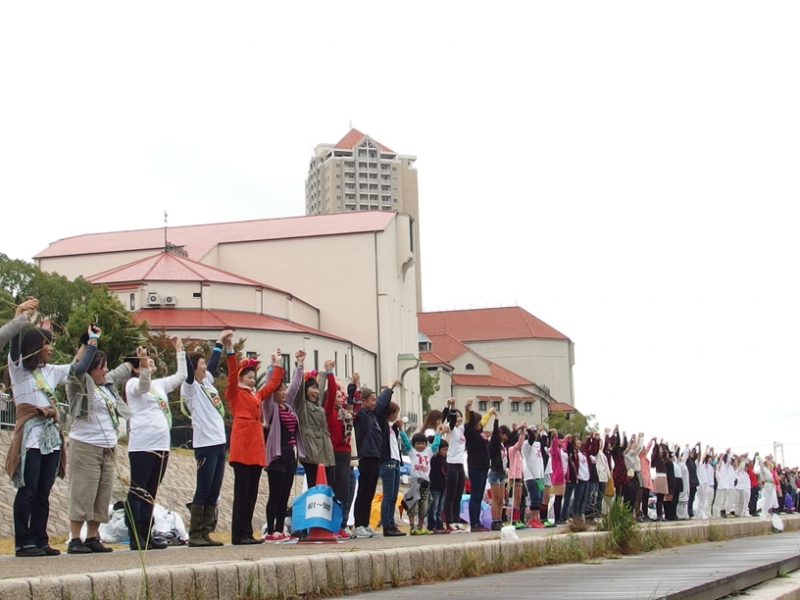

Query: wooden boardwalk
left=344, top=530, right=800, bottom=600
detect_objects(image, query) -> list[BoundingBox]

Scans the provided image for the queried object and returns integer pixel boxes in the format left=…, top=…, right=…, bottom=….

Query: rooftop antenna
left=164, top=210, right=168, bottom=251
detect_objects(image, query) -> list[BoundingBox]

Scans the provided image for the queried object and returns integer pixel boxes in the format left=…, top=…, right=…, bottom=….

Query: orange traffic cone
left=298, top=464, right=340, bottom=544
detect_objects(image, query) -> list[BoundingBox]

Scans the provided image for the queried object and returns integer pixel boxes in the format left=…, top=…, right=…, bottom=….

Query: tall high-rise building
left=305, top=128, right=422, bottom=309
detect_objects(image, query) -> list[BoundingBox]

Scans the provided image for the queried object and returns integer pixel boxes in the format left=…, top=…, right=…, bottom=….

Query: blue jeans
left=468, top=469, right=488, bottom=528
left=379, top=460, right=400, bottom=529
left=572, top=480, right=589, bottom=517
left=525, top=479, right=543, bottom=514
left=193, top=443, right=227, bottom=505
left=428, top=489, right=445, bottom=530
left=14, top=448, right=60, bottom=550
left=562, top=482, right=575, bottom=520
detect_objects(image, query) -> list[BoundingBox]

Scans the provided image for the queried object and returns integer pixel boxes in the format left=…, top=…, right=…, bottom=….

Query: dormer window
left=465, top=363, right=475, bottom=371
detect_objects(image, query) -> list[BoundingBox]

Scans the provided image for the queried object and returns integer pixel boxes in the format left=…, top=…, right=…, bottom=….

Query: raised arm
left=430, top=430, right=442, bottom=454
left=0, top=298, right=37, bottom=349
left=323, top=360, right=338, bottom=420
left=284, top=353, right=305, bottom=408
left=257, top=351, right=285, bottom=401
left=224, top=333, right=239, bottom=401
left=480, top=407, right=495, bottom=429
left=443, top=397, right=458, bottom=429
left=375, top=379, right=399, bottom=415
left=161, top=337, right=188, bottom=393
left=206, top=331, right=230, bottom=378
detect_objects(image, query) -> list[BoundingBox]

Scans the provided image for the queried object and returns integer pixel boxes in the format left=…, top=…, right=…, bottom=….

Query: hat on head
left=238, top=357, right=260, bottom=372
left=361, top=386, right=375, bottom=400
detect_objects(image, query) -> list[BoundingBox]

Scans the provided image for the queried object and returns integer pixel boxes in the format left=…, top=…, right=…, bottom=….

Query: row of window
left=476, top=400, right=534, bottom=414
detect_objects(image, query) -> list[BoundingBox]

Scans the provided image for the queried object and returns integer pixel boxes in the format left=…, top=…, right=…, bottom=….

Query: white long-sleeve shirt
left=522, top=439, right=544, bottom=480
left=127, top=352, right=187, bottom=452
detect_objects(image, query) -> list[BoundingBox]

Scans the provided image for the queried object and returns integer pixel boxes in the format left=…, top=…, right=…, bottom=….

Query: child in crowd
left=428, top=438, right=449, bottom=533
left=488, top=419, right=511, bottom=531
left=522, top=425, right=546, bottom=528
left=400, top=427, right=442, bottom=534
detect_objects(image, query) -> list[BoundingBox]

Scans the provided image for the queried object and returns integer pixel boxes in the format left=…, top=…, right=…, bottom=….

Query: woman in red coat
left=223, top=333, right=284, bottom=545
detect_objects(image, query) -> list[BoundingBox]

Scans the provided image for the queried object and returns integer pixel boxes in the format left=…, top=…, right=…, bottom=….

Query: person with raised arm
left=441, top=397, right=467, bottom=531
left=0, top=297, right=38, bottom=349
left=464, top=402, right=495, bottom=532
left=351, top=378, right=399, bottom=538
left=224, top=335, right=284, bottom=545
left=322, top=359, right=354, bottom=537
left=181, top=330, right=231, bottom=547
left=262, top=349, right=305, bottom=541
left=65, top=332, right=137, bottom=554
left=6, top=321, right=98, bottom=557
left=293, top=356, right=335, bottom=489
left=124, top=336, right=186, bottom=550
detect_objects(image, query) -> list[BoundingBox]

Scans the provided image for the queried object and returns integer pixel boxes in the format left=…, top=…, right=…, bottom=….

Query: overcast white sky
left=2, top=3, right=798, bottom=464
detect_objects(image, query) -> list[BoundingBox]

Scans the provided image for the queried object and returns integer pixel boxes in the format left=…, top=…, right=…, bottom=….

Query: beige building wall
left=210, top=233, right=379, bottom=352
left=305, top=134, right=423, bottom=311
left=155, top=327, right=376, bottom=390
left=466, top=338, right=575, bottom=406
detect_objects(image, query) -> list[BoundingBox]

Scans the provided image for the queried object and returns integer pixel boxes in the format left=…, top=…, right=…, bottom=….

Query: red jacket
left=226, top=353, right=284, bottom=467
left=324, top=372, right=351, bottom=453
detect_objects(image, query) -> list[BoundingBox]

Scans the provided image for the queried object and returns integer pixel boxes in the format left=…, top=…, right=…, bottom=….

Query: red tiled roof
left=419, top=351, right=451, bottom=366
left=134, top=308, right=348, bottom=342
left=476, top=396, right=491, bottom=401
left=333, top=128, right=394, bottom=153
left=419, top=306, right=569, bottom=341
left=87, top=252, right=286, bottom=292
left=489, top=396, right=504, bottom=402
left=422, top=333, right=472, bottom=362
left=35, top=212, right=396, bottom=260
left=548, top=402, right=577, bottom=413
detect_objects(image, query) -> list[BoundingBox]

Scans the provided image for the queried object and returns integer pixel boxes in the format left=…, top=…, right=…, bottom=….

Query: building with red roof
left=418, top=307, right=576, bottom=426
left=34, top=211, right=424, bottom=426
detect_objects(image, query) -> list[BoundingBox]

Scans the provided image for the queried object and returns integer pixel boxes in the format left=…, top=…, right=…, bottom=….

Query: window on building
left=393, top=188, right=398, bottom=193
left=336, top=174, right=340, bottom=178
left=524, top=402, right=533, bottom=413
left=337, top=195, right=341, bottom=200
left=314, top=350, right=319, bottom=371
left=478, top=401, right=488, bottom=412
left=129, top=293, right=135, bottom=310
left=392, top=167, right=397, bottom=171
left=336, top=163, right=341, bottom=168
left=465, top=363, right=475, bottom=371
left=334, top=351, right=338, bottom=376
left=336, top=185, right=341, bottom=189
left=511, top=402, right=520, bottom=413
left=492, top=401, right=501, bottom=413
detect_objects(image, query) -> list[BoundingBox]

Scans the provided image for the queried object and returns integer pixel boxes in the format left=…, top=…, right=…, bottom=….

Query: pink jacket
left=549, top=435, right=566, bottom=486
left=639, top=439, right=654, bottom=490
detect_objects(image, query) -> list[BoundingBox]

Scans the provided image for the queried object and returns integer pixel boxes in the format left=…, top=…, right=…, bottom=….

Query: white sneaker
left=366, top=526, right=380, bottom=537
left=353, top=526, right=373, bottom=538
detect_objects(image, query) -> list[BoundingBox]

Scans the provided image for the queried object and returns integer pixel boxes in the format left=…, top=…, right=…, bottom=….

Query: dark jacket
left=354, top=387, right=393, bottom=460
left=465, top=411, right=490, bottom=472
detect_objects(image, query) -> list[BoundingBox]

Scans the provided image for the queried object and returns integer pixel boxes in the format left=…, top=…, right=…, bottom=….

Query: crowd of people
left=1, top=297, right=797, bottom=559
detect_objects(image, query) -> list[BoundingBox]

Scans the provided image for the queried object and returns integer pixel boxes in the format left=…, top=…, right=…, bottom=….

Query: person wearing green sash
left=124, top=336, right=186, bottom=550
left=65, top=332, right=138, bottom=554
left=181, top=330, right=229, bottom=547
left=6, top=323, right=97, bottom=557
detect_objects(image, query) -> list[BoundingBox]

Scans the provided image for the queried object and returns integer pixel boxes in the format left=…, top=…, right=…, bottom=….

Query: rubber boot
left=188, top=504, right=213, bottom=547
left=201, top=504, right=223, bottom=546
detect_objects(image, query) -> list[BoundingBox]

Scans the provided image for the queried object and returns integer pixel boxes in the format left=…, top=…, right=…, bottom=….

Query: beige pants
left=68, top=439, right=116, bottom=522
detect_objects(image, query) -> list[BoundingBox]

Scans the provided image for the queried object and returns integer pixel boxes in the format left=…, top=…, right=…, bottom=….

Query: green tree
left=546, top=410, right=597, bottom=439
left=59, top=286, right=148, bottom=368
left=419, top=364, right=440, bottom=414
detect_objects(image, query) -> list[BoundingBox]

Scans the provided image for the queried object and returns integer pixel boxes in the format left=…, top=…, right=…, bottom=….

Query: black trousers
left=266, top=468, right=294, bottom=534
left=231, top=462, right=262, bottom=542
left=688, top=485, right=697, bottom=518
left=354, top=457, right=380, bottom=528
left=333, top=452, right=352, bottom=528
left=14, top=448, right=60, bottom=550
left=749, top=485, right=760, bottom=516
left=126, top=451, right=169, bottom=545
left=444, top=463, right=465, bottom=525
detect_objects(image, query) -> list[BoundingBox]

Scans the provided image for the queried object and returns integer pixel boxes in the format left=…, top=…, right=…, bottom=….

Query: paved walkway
left=341, top=531, right=800, bottom=600
left=0, top=516, right=796, bottom=600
